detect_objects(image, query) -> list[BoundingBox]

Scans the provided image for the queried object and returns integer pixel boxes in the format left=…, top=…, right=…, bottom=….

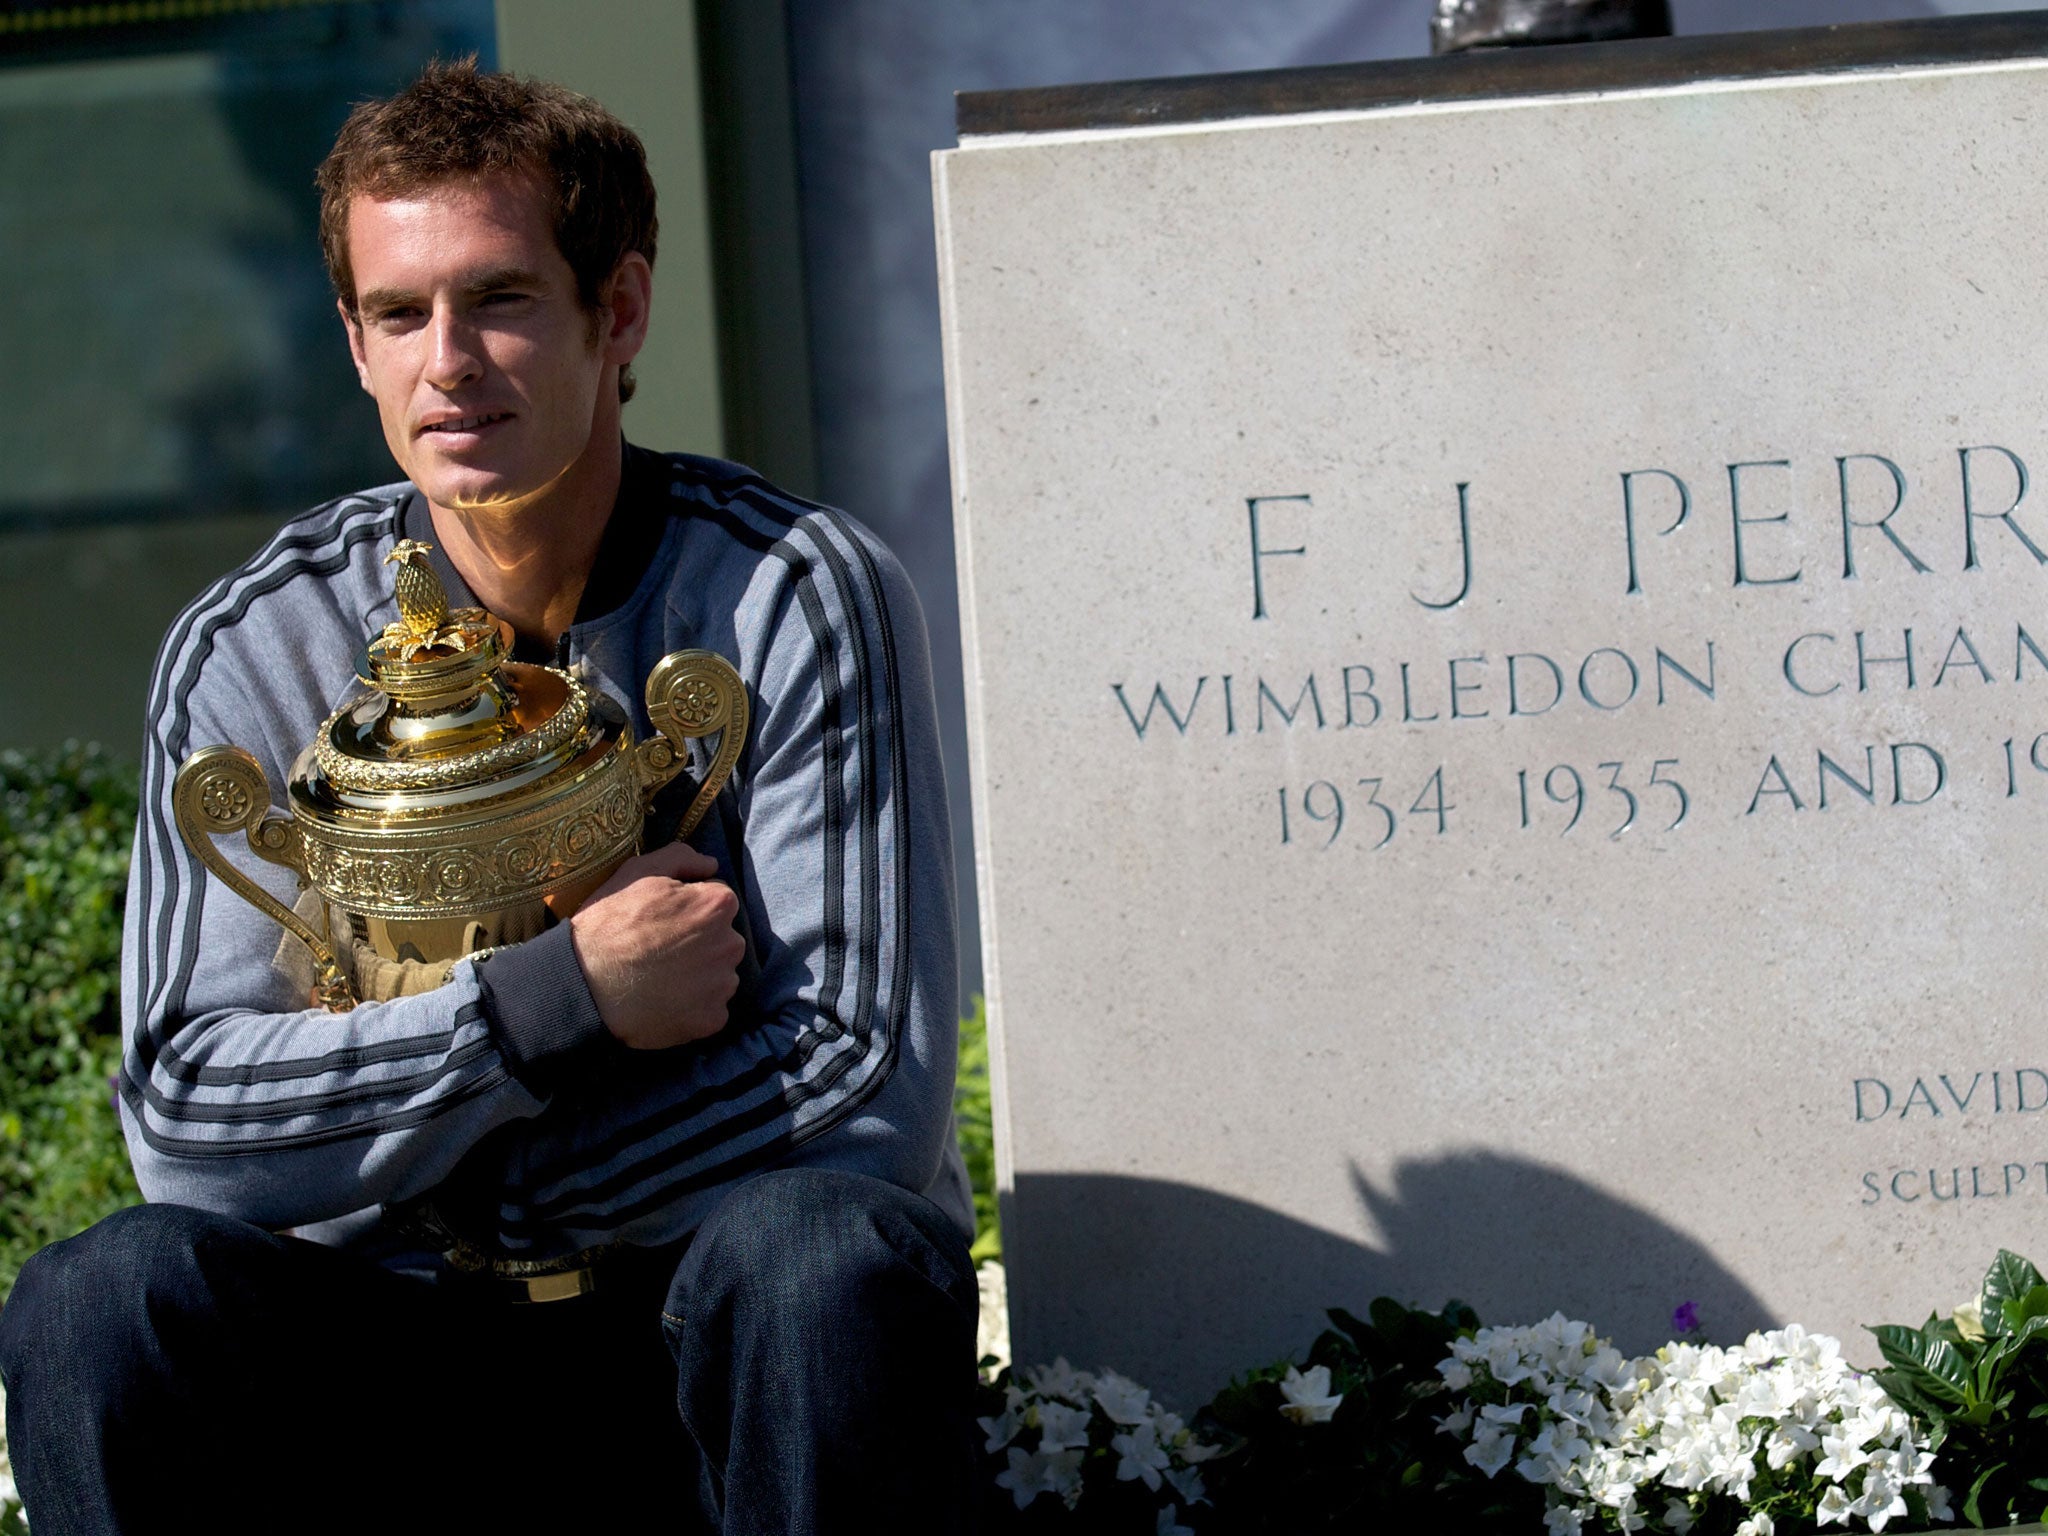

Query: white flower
left=1024, top=1358, right=1090, bottom=1404
left=1734, top=1516, right=1774, bottom=1536
left=1850, top=1468, right=1908, bottom=1531
left=977, top=1387, right=1027, bottom=1453
left=1813, top=1422, right=1866, bottom=1482
left=1547, top=1384, right=1599, bottom=1426
left=1516, top=1422, right=1591, bottom=1487
left=1951, top=1299, right=1985, bottom=1343
left=1165, top=1415, right=1221, bottom=1466
left=1815, top=1484, right=1853, bottom=1526
left=1165, top=1463, right=1208, bottom=1505
left=1544, top=1505, right=1584, bottom=1535
left=1092, top=1369, right=1153, bottom=1426
left=1436, top=1405, right=1474, bottom=1437
left=1663, top=1497, right=1696, bottom=1533
left=1156, top=1505, right=1196, bottom=1536
left=1583, top=1345, right=1637, bottom=1394
left=1764, top=1421, right=1819, bottom=1470
left=1277, top=1364, right=1343, bottom=1425
left=1035, top=1399, right=1091, bottom=1454
left=1925, top=1483, right=1954, bottom=1521
left=1482, top=1330, right=1540, bottom=1385
left=995, top=1444, right=1085, bottom=1510
left=1465, top=1424, right=1517, bottom=1478
left=1112, top=1420, right=1171, bottom=1491
left=1440, top=1358, right=1474, bottom=1391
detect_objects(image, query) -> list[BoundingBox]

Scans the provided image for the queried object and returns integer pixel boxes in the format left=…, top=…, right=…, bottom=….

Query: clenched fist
left=569, top=842, right=746, bottom=1049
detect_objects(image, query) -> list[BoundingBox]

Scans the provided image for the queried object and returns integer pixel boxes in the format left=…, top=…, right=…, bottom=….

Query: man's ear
left=338, top=298, right=373, bottom=394
left=598, top=252, right=654, bottom=367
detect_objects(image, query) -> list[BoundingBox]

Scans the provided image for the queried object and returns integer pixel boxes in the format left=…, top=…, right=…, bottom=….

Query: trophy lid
left=300, top=539, right=619, bottom=817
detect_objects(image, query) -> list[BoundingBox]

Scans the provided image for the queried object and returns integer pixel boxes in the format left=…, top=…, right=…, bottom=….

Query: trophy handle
left=638, top=650, right=750, bottom=841
left=172, top=745, right=358, bottom=1012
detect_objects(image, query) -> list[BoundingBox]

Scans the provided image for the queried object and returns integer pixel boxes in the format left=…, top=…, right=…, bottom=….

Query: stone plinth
left=936, top=21, right=2048, bottom=1406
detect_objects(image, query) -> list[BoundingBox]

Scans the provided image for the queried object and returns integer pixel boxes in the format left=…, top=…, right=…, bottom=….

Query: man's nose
left=424, top=307, right=484, bottom=390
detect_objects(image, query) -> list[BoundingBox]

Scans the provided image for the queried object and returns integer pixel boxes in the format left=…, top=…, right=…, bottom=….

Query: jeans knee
left=1, top=1204, right=251, bottom=1382
left=677, top=1169, right=974, bottom=1323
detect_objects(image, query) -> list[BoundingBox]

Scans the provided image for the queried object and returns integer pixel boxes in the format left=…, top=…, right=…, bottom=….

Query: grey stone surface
left=937, top=50, right=2048, bottom=1406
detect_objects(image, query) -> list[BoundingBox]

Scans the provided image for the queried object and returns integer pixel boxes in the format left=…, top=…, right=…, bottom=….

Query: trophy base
left=352, top=903, right=551, bottom=966
left=272, top=893, right=554, bottom=1003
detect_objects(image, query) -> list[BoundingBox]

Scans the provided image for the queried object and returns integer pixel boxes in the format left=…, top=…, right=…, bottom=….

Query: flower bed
left=976, top=1250, right=2048, bottom=1533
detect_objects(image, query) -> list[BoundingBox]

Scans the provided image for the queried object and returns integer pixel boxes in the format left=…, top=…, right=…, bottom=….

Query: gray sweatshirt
left=119, top=445, right=972, bottom=1258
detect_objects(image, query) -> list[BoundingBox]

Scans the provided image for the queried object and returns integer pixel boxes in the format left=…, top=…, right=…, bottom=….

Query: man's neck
left=426, top=437, right=624, bottom=645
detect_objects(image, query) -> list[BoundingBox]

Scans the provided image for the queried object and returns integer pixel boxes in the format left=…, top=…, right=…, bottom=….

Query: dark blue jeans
left=0, top=1167, right=980, bottom=1534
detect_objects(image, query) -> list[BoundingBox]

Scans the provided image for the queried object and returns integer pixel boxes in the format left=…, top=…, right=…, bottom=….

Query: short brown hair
left=316, top=57, right=658, bottom=399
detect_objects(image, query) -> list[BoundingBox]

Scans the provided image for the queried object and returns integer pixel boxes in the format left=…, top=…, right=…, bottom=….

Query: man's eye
left=479, top=292, right=530, bottom=307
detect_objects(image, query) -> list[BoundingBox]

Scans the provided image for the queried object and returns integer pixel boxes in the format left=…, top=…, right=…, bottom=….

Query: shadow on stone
left=1007, top=1152, right=1771, bottom=1409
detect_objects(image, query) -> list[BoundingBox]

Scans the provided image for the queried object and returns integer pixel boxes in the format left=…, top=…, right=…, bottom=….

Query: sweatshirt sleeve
left=117, top=512, right=583, bottom=1230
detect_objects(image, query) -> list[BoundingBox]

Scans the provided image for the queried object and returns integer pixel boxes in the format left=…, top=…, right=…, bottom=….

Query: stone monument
left=936, top=15, right=2048, bottom=1406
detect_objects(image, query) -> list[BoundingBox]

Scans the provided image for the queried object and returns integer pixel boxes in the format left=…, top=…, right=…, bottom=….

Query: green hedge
left=956, top=993, right=1001, bottom=1264
left=0, top=745, right=143, bottom=1302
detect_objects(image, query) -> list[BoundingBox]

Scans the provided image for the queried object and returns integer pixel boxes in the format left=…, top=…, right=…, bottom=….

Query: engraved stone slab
left=936, top=37, right=2048, bottom=1406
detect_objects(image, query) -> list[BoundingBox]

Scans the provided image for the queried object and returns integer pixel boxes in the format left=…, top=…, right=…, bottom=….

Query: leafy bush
left=1871, top=1248, right=2048, bottom=1528
left=1196, top=1298, right=1536, bottom=1532
left=0, top=745, right=142, bottom=1301
left=956, top=994, right=1000, bottom=1263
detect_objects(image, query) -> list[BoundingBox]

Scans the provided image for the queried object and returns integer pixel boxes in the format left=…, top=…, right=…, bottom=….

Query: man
left=0, top=60, right=979, bottom=1534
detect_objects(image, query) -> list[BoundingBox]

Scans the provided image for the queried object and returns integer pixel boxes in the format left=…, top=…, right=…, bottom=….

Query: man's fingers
left=619, top=841, right=721, bottom=884
left=639, top=841, right=721, bottom=880
left=585, top=842, right=720, bottom=906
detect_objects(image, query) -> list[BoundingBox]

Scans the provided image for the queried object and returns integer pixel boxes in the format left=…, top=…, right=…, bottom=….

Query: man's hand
left=569, top=843, right=745, bottom=1049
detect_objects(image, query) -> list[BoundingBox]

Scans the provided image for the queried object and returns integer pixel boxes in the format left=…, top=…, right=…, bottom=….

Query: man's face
left=340, top=175, right=620, bottom=515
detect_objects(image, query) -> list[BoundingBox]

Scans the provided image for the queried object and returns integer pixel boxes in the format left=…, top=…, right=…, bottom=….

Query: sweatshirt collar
left=384, top=441, right=670, bottom=660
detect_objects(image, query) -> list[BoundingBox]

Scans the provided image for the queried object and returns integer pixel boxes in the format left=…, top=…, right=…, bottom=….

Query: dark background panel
left=0, top=0, right=494, bottom=749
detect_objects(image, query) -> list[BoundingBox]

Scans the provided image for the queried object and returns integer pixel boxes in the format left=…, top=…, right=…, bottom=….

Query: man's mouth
left=418, top=412, right=512, bottom=436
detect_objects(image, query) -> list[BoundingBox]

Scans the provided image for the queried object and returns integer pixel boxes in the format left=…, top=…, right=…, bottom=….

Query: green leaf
left=1973, top=1344, right=2012, bottom=1405
left=1873, top=1369, right=1947, bottom=1428
left=1440, top=1299, right=1481, bottom=1335
left=1983, top=1251, right=2046, bottom=1333
left=1964, top=1459, right=2008, bottom=1526
left=1958, top=1398, right=2000, bottom=1428
left=1870, top=1324, right=1971, bottom=1403
left=1368, top=1296, right=1411, bottom=1337
left=2001, top=1284, right=2048, bottom=1341
left=2002, top=1317, right=2048, bottom=1375
left=1327, top=1307, right=1377, bottom=1352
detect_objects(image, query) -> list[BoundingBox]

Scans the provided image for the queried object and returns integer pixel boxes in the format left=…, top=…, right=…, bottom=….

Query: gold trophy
left=172, top=540, right=747, bottom=1011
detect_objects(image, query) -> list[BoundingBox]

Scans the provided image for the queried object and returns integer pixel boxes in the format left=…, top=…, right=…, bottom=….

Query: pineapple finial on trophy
left=385, top=539, right=450, bottom=640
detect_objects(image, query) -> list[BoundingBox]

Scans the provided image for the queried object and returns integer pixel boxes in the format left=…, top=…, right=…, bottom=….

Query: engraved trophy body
left=172, top=540, right=746, bottom=1010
